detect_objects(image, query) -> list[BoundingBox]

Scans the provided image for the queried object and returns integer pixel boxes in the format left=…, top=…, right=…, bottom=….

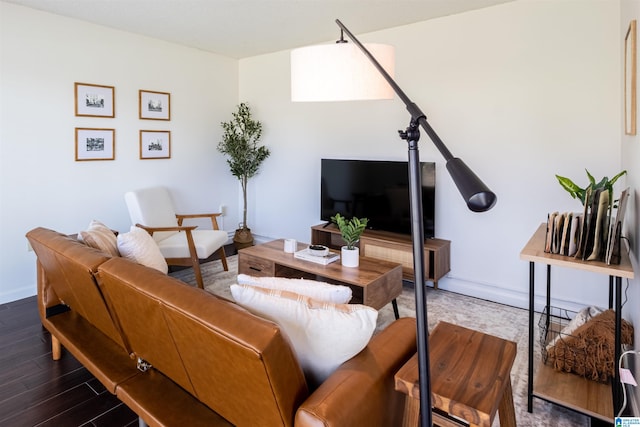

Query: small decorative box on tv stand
left=310, top=224, right=450, bottom=288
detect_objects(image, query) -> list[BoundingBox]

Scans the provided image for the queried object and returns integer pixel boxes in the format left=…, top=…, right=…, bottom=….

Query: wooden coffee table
left=238, top=239, right=403, bottom=316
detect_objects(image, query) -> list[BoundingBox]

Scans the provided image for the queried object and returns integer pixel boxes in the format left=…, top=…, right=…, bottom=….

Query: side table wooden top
left=395, top=321, right=517, bottom=427
left=520, top=223, right=633, bottom=279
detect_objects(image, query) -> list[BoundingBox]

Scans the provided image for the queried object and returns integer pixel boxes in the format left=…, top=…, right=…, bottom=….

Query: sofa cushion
left=98, top=258, right=308, bottom=427
left=236, top=274, right=352, bottom=304
left=117, top=226, right=168, bottom=274
left=156, top=229, right=228, bottom=259
left=78, top=220, right=120, bottom=257
left=230, top=284, right=377, bottom=388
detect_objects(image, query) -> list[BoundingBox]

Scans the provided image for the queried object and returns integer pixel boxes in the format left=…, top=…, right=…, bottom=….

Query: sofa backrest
left=25, top=227, right=128, bottom=350
left=96, top=257, right=309, bottom=427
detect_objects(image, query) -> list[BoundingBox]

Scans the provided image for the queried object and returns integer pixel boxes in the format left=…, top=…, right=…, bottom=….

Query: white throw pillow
left=230, top=284, right=377, bottom=388
left=117, top=226, right=168, bottom=274
left=236, top=274, right=352, bottom=304
left=78, top=220, right=120, bottom=257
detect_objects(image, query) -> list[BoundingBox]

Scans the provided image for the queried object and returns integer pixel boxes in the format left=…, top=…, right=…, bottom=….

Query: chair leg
left=51, top=334, right=62, bottom=360
left=192, top=260, right=205, bottom=289
left=193, top=261, right=204, bottom=289
left=218, top=247, right=229, bottom=271
left=184, top=230, right=205, bottom=289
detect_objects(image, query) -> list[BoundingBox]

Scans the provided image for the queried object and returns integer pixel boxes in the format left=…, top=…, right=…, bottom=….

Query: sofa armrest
left=295, top=317, right=417, bottom=427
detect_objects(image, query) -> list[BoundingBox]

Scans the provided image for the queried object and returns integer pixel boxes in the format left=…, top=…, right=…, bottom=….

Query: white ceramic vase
left=341, top=246, right=359, bottom=267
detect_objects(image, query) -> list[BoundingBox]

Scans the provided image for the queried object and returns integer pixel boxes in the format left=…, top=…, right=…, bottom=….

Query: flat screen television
left=320, top=159, right=435, bottom=238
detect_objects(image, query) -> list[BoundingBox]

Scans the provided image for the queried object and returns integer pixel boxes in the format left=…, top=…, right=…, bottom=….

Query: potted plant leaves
left=331, top=213, right=368, bottom=267
left=555, top=169, right=627, bottom=206
left=554, top=169, right=627, bottom=261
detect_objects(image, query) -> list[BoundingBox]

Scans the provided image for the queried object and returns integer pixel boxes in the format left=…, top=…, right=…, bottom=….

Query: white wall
left=0, top=2, right=241, bottom=303
left=1, top=0, right=635, bottom=322
left=621, top=0, right=640, bottom=412
left=239, top=0, right=627, bottom=313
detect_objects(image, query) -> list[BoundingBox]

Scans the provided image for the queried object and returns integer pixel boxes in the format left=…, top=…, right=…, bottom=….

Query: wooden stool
left=395, top=321, right=517, bottom=427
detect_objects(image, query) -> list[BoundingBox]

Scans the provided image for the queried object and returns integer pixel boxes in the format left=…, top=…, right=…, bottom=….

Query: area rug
left=170, top=256, right=588, bottom=426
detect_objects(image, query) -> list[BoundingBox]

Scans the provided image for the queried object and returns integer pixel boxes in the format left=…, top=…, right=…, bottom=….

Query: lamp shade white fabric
left=291, top=42, right=395, bottom=102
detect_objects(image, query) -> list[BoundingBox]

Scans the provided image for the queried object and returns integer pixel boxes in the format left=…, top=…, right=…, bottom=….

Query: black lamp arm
left=334, top=19, right=497, bottom=212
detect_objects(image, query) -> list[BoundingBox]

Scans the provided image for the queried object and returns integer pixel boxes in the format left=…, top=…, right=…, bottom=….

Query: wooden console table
left=520, top=224, right=634, bottom=421
left=311, top=224, right=450, bottom=287
left=395, top=321, right=517, bottom=427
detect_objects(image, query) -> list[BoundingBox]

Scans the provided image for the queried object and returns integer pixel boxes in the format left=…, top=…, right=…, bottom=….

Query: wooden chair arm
left=135, top=224, right=197, bottom=235
left=176, top=213, right=222, bottom=219
left=175, top=213, right=222, bottom=230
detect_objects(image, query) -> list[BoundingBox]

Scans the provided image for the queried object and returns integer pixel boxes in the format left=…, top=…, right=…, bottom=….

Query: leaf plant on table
left=330, top=213, right=369, bottom=250
left=555, top=169, right=627, bottom=206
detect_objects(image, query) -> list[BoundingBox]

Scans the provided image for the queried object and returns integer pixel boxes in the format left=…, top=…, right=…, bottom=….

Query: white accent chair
left=124, top=187, right=229, bottom=289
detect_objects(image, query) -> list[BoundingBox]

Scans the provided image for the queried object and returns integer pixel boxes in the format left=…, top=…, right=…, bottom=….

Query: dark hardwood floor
left=0, top=244, right=238, bottom=427
left=0, top=296, right=139, bottom=427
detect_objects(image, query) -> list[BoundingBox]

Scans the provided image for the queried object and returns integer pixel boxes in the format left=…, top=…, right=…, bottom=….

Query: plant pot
left=233, top=227, right=254, bottom=250
left=341, top=246, right=359, bottom=268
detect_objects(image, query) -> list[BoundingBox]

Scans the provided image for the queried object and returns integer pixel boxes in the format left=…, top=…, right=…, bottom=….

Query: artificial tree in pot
left=331, top=213, right=368, bottom=267
left=218, top=103, right=270, bottom=249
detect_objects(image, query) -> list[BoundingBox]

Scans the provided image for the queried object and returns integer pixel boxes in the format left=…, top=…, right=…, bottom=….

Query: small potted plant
left=331, top=213, right=368, bottom=267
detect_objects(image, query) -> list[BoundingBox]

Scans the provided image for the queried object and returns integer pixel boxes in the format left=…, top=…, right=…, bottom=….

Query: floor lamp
left=292, top=20, right=497, bottom=427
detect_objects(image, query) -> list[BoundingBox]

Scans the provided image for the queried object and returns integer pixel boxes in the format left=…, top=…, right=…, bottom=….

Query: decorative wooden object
left=395, top=321, right=517, bottom=427
left=625, top=20, right=637, bottom=135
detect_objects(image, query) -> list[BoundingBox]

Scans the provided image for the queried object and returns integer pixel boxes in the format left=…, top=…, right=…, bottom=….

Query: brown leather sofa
left=26, top=227, right=417, bottom=426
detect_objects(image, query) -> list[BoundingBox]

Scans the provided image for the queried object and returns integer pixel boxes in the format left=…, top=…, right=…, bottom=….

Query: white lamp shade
left=291, top=43, right=395, bottom=102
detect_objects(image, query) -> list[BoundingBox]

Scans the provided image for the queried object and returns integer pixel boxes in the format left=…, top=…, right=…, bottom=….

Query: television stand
left=311, top=224, right=450, bottom=287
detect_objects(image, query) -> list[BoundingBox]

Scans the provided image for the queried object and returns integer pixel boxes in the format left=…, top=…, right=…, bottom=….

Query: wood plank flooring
left=0, top=296, right=139, bottom=427
left=0, top=244, right=237, bottom=426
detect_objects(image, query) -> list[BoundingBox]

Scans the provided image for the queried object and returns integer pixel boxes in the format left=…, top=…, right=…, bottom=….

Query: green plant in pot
left=555, top=169, right=627, bottom=261
left=555, top=169, right=627, bottom=206
left=217, top=103, right=270, bottom=249
left=331, top=213, right=368, bottom=267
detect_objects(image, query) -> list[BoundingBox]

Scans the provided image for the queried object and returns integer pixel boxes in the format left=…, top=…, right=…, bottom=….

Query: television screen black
left=321, top=159, right=435, bottom=238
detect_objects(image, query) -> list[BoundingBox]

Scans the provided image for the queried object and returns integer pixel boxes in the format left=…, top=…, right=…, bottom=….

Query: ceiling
left=5, top=0, right=513, bottom=58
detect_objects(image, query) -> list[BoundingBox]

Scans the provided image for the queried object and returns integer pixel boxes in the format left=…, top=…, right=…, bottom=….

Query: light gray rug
left=171, top=256, right=588, bottom=426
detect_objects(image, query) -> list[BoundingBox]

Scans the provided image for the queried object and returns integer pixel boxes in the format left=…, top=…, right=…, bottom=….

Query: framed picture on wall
left=75, top=128, right=115, bottom=161
left=625, top=20, right=637, bottom=135
left=74, top=83, right=115, bottom=118
left=140, top=130, right=171, bottom=159
left=139, top=90, right=171, bottom=120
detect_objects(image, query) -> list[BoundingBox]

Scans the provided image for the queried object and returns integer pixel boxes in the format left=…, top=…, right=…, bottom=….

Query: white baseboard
left=0, top=285, right=36, bottom=305
left=427, top=274, right=589, bottom=314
